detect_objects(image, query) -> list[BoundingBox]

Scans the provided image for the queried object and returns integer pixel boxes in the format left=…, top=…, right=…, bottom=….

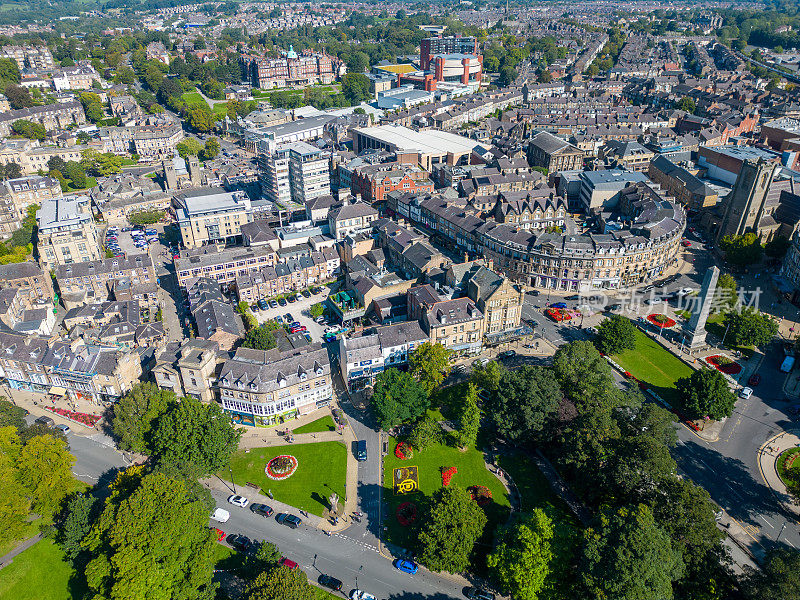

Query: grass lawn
left=226, top=442, right=347, bottom=517
left=212, top=102, right=228, bottom=117
left=611, top=323, right=694, bottom=405
left=498, top=453, right=576, bottom=520
left=293, top=416, right=336, bottom=434
left=0, top=540, right=87, bottom=600
left=706, top=313, right=756, bottom=359
left=382, top=437, right=510, bottom=550
left=181, top=91, right=206, bottom=105
left=777, top=447, right=800, bottom=497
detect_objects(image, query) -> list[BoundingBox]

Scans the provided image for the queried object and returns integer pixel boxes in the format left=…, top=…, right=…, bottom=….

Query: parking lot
left=252, top=288, right=331, bottom=342
left=103, top=225, right=159, bottom=257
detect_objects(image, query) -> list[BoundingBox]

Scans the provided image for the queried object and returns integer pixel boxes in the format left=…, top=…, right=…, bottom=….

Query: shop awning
left=48, top=386, right=66, bottom=396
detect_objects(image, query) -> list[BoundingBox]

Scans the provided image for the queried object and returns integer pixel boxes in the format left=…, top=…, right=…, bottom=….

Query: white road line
left=786, top=539, right=796, bottom=548
left=759, top=514, right=775, bottom=528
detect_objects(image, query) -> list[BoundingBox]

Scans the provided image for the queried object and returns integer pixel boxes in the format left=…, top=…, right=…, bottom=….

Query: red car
left=748, top=373, right=761, bottom=386
left=214, top=528, right=226, bottom=542
left=681, top=239, right=692, bottom=247
left=280, top=557, right=298, bottom=570
left=290, top=326, right=307, bottom=333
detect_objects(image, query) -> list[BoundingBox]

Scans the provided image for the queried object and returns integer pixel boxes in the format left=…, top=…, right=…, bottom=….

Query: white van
left=211, top=508, right=230, bottom=523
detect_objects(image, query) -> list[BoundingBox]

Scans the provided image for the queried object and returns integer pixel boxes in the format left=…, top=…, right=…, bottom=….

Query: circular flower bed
left=705, top=354, right=742, bottom=375
left=265, top=454, right=298, bottom=480
left=647, top=313, right=676, bottom=328
left=396, top=501, right=418, bottom=526
left=395, top=441, right=413, bottom=460
left=468, top=485, right=493, bottom=507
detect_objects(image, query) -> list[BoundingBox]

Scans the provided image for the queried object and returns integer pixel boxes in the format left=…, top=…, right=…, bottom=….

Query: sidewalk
left=0, top=534, right=42, bottom=570
left=3, top=385, right=107, bottom=435
left=757, top=429, right=800, bottom=519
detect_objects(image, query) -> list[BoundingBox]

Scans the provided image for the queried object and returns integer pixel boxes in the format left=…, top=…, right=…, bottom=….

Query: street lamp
left=229, top=467, right=236, bottom=494
left=356, top=565, right=363, bottom=590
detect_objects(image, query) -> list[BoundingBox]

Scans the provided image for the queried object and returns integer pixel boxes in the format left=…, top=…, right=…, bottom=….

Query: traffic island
left=757, top=430, right=800, bottom=518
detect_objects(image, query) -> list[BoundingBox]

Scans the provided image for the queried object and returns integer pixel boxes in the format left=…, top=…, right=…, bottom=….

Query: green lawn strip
left=382, top=437, right=510, bottom=550
left=212, top=102, right=228, bottom=116
left=777, top=447, right=800, bottom=496
left=706, top=313, right=756, bottom=359
left=226, top=442, right=347, bottom=517
left=497, top=453, right=576, bottom=522
left=181, top=91, right=206, bottom=105
left=293, top=416, right=336, bottom=434
left=611, top=325, right=693, bottom=404
left=0, top=539, right=87, bottom=600
left=0, top=521, right=40, bottom=559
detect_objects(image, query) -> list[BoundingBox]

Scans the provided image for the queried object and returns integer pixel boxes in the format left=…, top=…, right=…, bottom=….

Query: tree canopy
left=409, top=342, right=452, bottom=396
left=417, top=486, right=488, bottom=573
left=112, top=382, right=174, bottom=454
left=723, top=308, right=779, bottom=347
left=594, top=314, right=637, bottom=355
left=246, top=565, right=313, bottom=600
left=371, top=368, right=429, bottom=430
left=676, top=368, right=737, bottom=421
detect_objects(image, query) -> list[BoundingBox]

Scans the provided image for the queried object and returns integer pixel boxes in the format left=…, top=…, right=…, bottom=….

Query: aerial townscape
left=4, top=0, right=800, bottom=599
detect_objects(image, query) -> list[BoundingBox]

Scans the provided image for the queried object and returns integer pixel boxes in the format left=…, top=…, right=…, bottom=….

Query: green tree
left=112, top=382, right=174, bottom=454
left=309, top=303, right=324, bottom=318
left=63, top=161, right=87, bottom=189
left=16, top=433, right=75, bottom=518
left=409, top=342, right=452, bottom=396
left=11, top=119, right=46, bottom=141
left=418, top=486, right=488, bottom=573
left=371, top=368, right=429, bottom=430
left=0, top=398, right=26, bottom=429
left=488, top=366, right=561, bottom=445
left=244, top=541, right=283, bottom=578
left=85, top=102, right=105, bottom=123
left=82, top=470, right=218, bottom=600
left=185, top=102, right=215, bottom=132
left=455, top=383, right=480, bottom=449
left=715, top=273, right=739, bottom=312
left=346, top=52, right=370, bottom=74
left=579, top=504, right=683, bottom=600
left=0, top=426, right=30, bottom=548
left=719, top=232, right=762, bottom=267
left=176, top=137, right=204, bottom=159
left=114, top=66, right=136, bottom=85
left=0, top=57, right=20, bottom=88
left=675, top=96, right=696, bottom=113
left=247, top=565, right=313, bottom=600
left=202, top=136, right=220, bottom=160
left=242, top=321, right=281, bottom=350
left=676, top=368, right=736, bottom=421
left=553, top=341, right=620, bottom=411
left=488, top=509, right=554, bottom=600
left=408, top=414, right=442, bottom=451
left=595, top=314, right=637, bottom=355
left=201, top=79, right=224, bottom=100
left=5, top=84, right=35, bottom=109
left=499, top=65, right=518, bottom=85
left=723, top=308, right=779, bottom=347
left=471, top=361, right=505, bottom=396
left=341, top=73, right=371, bottom=105
left=739, top=548, right=800, bottom=600
left=151, top=395, right=242, bottom=475
left=57, top=494, right=99, bottom=564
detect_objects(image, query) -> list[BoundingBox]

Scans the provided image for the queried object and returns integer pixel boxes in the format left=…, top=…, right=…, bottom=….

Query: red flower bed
left=266, top=455, right=298, bottom=480
left=646, top=313, right=676, bottom=328
left=45, top=406, right=101, bottom=427
left=705, top=354, right=742, bottom=375
left=395, top=441, right=413, bottom=460
left=468, top=485, right=493, bottom=507
left=545, top=308, right=571, bottom=322
left=440, top=466, right=457, bottom=486
left=396, top=502, right=418, bottom=526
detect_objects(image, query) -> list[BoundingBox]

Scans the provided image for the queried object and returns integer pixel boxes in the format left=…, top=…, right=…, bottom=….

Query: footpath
left=757, top=429, right=800, bottom=519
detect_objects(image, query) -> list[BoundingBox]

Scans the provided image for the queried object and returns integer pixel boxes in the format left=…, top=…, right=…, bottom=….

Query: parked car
left=211, top=508, right=230, bottom=523
left=350, top=591, right=376, bottom=600
left=291, top=321, right=301, bottom=328
left=213, top=528, right=226, bottom=542
left=275, top=315, right=284, bottom=324
left=269, top=300, right=278, bottom=308
left=34, top=415, right=55, bottom=428
left=56, top=424, right=71, bottom=435
left=302, top=290, right=311, bottom=298
left=393, top=559, right=418, bottom=574
left=739, top=387, right=753, bottom=399
left=227, top=494, right=249, bottom=508
left=549, top=302, right=567, bottom=309
left=258, top=299, right=269, bottom=310
left=226, top=534, right=252, bottom=553
left=499, top=350, right=516, bottom=358
left=318, top=575, right=343, bottom=591
left=285, top=313, right=294, bottom=322
left=606, top=303, right=622, bottom=312
left=275, top=513, right=302, bottom=528
left=681, top=239, right=692, bottom=247
left=315, top=316, right=326, bottom=323
left=250, top=503, right=273, bottom=518
left=748, top=374, right=761, bottom=386
left=287, top=295, right=296, bottom=303
left=279, top=557, right=298, bottom=570
left=465, top=588, right=495, bottom=600
left=278, top=298, right=287, bottom=307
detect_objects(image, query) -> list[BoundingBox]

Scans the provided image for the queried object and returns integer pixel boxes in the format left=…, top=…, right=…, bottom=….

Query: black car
left=605, top=303, right=622, bottom=312
left=250, top=503, right=274, bottom=518
left=465, top=588, right=495, bottom=600
left=227, top=534, right=252, bottom=553
left=275, top=513, right=302, bottom=529
left=318, top=574, right=343, bottom=591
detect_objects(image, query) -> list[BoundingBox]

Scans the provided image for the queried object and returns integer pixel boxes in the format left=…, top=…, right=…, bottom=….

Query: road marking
left=759, top=515, right=775, bottom=529
left=786, top=539, right=796, bottom=548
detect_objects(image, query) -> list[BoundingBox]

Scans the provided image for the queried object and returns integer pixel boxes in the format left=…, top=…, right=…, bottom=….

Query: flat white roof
left=354, top=125, right=480, bottom=156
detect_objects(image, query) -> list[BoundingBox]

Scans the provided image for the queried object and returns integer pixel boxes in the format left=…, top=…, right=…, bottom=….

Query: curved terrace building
left=417, top=181, right=685, bottom=292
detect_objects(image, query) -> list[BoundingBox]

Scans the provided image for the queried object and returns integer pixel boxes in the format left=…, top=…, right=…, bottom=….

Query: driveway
left=253, top=288, right=330, bottom=342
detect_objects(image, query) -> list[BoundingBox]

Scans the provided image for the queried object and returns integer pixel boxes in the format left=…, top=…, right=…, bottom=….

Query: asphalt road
left=211, top=488, right=467, bottom=600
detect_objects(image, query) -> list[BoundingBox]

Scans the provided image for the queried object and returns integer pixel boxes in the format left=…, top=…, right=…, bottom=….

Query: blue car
left=549, top=302, right=567, bottom=309
left=393, top=559, right=418, bottom=574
